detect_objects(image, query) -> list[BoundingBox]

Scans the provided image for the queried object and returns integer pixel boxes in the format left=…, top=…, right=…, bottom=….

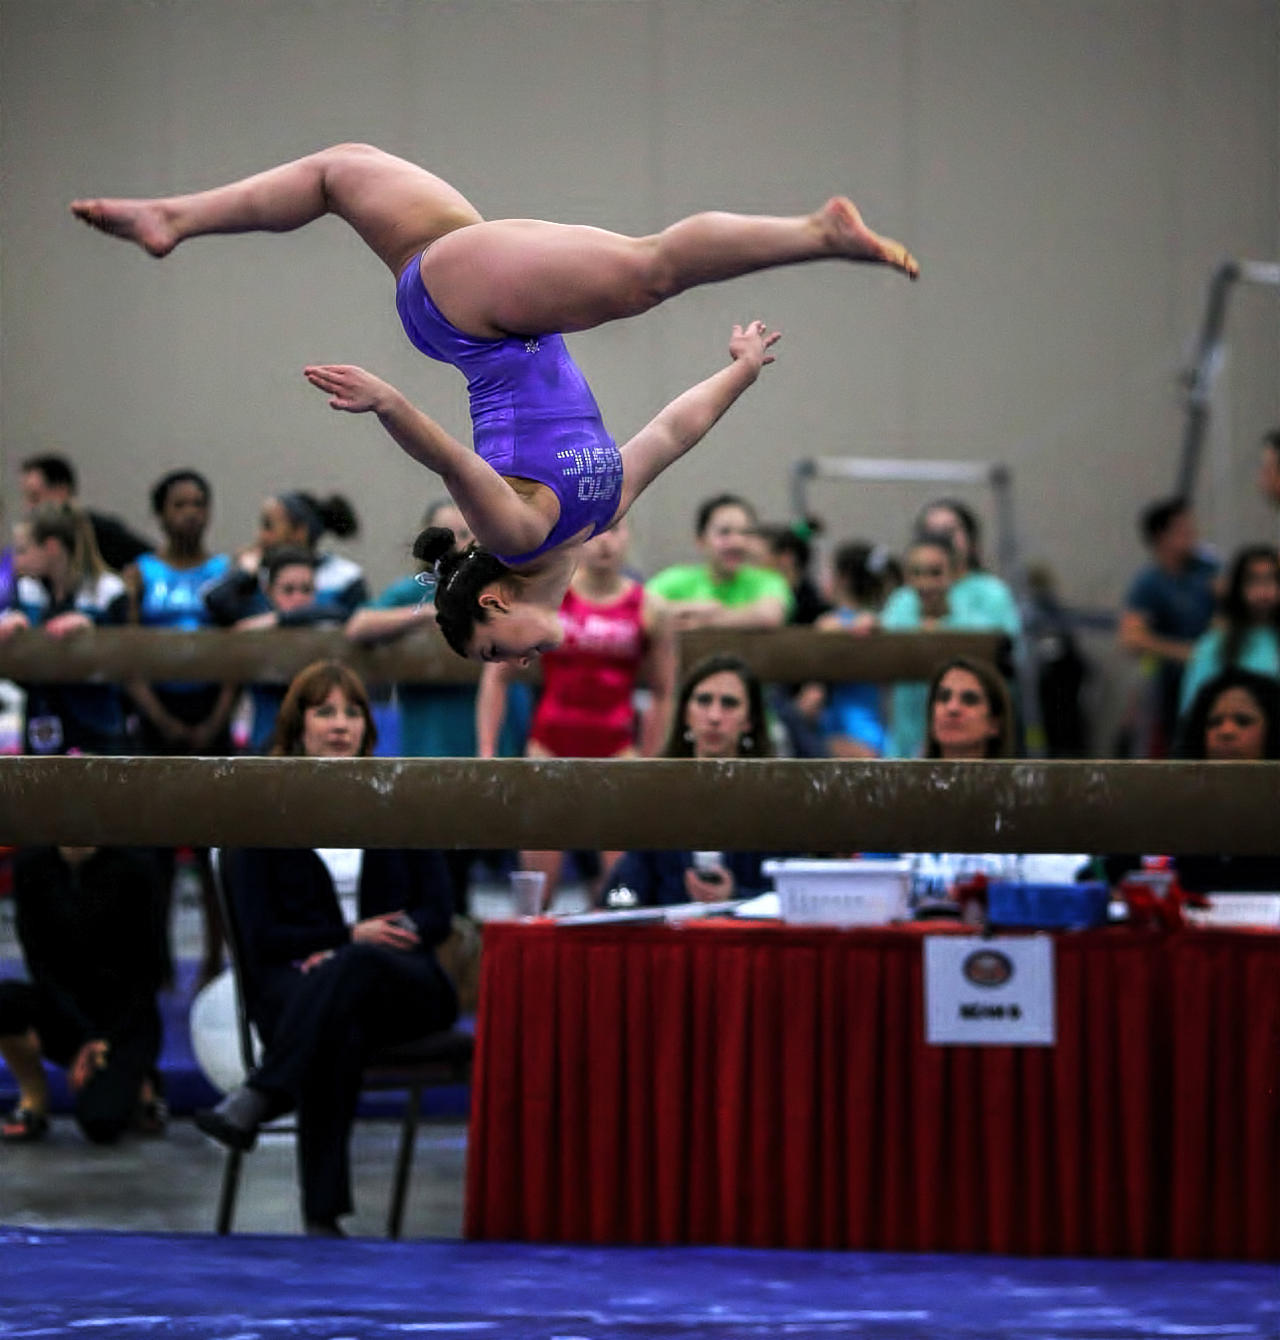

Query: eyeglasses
left=936, top=687, right=985, bottom=707
left=691, top=691, right=745, bottom=710
left=1207, top=711, right=1261, bottom=730
left=274, top=583, right=314, bottom=597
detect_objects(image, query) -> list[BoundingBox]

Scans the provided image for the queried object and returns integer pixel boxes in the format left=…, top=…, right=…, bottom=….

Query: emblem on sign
left=962, top=948, right=1014, bottom=988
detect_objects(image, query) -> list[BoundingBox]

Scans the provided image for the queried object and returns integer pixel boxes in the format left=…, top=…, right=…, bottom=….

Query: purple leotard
left=395, top=256, right=623, bottom=566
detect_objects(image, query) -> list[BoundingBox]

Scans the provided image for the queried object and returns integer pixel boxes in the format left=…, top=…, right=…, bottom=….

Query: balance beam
left=0, top=627, right=1006, bottom=686
left=0, top=757, right=1274, bottom=853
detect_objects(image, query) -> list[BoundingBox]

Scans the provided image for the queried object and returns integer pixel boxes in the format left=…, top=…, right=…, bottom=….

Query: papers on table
left=553, top=898, right=761, bottom=927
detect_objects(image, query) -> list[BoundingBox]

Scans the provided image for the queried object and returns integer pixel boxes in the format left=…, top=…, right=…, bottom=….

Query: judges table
left=465, top=920, right=1279, bottom=1260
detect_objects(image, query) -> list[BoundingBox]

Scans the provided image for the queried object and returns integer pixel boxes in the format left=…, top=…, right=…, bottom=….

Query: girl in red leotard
left=476, top=518, right=676, bottom=908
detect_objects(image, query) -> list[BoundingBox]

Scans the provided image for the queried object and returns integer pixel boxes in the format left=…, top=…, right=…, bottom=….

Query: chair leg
left=387, top=1085, right=422, bottom=1239
left=216, top=1148, right=242, bottom=1235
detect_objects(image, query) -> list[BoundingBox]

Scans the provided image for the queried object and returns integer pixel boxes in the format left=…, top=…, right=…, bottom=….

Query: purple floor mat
left=0, top=1228, right=1274, bottom=1338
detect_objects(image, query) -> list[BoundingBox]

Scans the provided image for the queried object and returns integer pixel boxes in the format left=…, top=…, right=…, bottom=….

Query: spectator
left=898, top=498, right=1020, bottom=637
left=600, top=653, right=776, bottom=908
left=2, top=519, right=34, bottom=612
left=0, top=526, right=15, bottom=614
left=811, top=540, right=894, bottom=758
left=647, top=493, right=792, bottom=630
left=925, top=655, right=1016, bottom=760
left=204, top=490, right=366, bottom=625
left=235, top=546, right=343, bottom=753
left=0, top=503, right=130, bottom=755
left=1172, top=667, right=1280, bottom=894
left=1025, top=562, right=1091, bottom=757
left=125, top=470, right=236, bottom=754
left=477, top=519, right=676, bottom=906
left=1179, top=544, right=1280, bottom=716
left=760, top=518, right=830, bottom=625
left=20, top=453, right=152, bottom=573
left=1118, top=495, right=1218, bottom=755
left=880, top=531, right=961, bottom=758
left=0, top=845, right=167, bottom=1144
left=124, top=468, right=235, bottom=989
left=195, top=660, right=458, bottom=1237
left=1177, top=666, right=1280, bottom=762
left=904, top=657, right=1019, bottom=910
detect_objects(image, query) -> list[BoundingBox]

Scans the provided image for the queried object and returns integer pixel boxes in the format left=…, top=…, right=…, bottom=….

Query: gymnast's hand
left=303, top=363, right=396, bottom=414
left=728, top=320, right=781, bottom=376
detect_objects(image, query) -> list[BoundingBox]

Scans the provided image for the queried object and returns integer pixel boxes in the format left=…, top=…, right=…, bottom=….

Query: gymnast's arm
left=475, top=661, right=516, bottom=760
left=612, top=322, right=780, bottom=520
left=302, top=364, right=548, bottom=557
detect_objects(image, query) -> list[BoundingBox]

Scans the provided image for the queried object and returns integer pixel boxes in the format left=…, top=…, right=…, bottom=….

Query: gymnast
left=72, top=143, right=918, bottom=663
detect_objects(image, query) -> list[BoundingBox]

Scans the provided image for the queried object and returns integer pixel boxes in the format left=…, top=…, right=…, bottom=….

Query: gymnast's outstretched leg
left=73, top=142, right=918, bottom=340
left=71, top=143, right=483, bottom=279
left=421, top=196, right=916, bottom=339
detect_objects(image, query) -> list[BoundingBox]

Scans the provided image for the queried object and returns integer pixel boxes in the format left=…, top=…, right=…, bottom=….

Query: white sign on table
left=924, top=936, right=1056, bottom=1046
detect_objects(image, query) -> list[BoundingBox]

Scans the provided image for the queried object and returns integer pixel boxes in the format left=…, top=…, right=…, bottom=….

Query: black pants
left=250, top=944, right=457, bottom=1222
left=0, top=981, right=161, bottom=1144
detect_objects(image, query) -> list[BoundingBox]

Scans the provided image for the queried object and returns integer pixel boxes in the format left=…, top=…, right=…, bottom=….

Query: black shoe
left=193, top=1085, right=272, bottom=1152
left=1, top=1106, right=50, bottom=1144
left=304, top=1217, right=346, bottom=1238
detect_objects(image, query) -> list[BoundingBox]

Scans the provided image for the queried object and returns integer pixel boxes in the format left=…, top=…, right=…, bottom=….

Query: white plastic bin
left=763, top=859, right=913, bottom=927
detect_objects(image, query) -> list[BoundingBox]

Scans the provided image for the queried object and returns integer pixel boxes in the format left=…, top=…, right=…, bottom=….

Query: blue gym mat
left=0, top=1229, right=1274, bottom=1338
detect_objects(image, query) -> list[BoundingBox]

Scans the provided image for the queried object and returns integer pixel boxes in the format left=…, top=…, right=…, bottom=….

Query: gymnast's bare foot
left=69, top=197, right=179, bottom=257
left=819, top=197, right=919, bottom=280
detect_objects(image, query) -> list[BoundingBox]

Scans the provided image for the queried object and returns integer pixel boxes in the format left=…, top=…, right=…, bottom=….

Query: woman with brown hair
left=599, top=654, right=777, bottom=908
left=196, top=660, right=457, bottom=1237
left=924, top=655, right=1016, bottom=760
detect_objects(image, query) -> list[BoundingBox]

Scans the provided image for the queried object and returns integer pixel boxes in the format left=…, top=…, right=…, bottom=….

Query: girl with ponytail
left=74, top=143, right=918, bottom=662
left=314, top=321, right=782, bottom=664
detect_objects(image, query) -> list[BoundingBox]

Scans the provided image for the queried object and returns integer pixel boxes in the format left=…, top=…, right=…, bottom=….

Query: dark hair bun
left=315, top=493, right=359, bottom=539
left=413, top=526, right=456, bottom=565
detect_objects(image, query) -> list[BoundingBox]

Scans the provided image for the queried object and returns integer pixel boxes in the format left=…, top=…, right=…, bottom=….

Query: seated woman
left=0, top=845, right=167, bottom=1144
left=910, top=656, right=1019, bottom=905
left=599, top=654, right=777, bottom=908
left=925, top=655, right=1016, bottom=760
left=195, top=660, right=458, bottom=1237
left=1172, top=667, right=1280, bottom=894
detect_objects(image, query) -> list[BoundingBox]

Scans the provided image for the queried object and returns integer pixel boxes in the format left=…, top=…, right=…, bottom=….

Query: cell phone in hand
left=389, top=912, right=417, bottom=932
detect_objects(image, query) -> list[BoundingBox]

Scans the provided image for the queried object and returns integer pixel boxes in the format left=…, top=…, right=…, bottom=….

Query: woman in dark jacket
left=195, top=660, right=457, bottom=1236
left=600, top=654, right=777, bottom=907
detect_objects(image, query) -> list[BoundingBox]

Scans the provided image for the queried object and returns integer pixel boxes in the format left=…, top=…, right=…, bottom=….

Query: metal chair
left=210, top=851, right=473, bottom=1238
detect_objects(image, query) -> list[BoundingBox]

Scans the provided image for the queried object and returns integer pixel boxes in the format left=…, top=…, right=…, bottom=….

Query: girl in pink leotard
left=72, top=143, right=917, bottom=663
left=475, top=518, right=676, bottom=907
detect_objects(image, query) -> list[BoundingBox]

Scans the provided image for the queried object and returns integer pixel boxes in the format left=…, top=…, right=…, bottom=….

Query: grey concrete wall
left=3, top=0, right=1277, bottom=623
